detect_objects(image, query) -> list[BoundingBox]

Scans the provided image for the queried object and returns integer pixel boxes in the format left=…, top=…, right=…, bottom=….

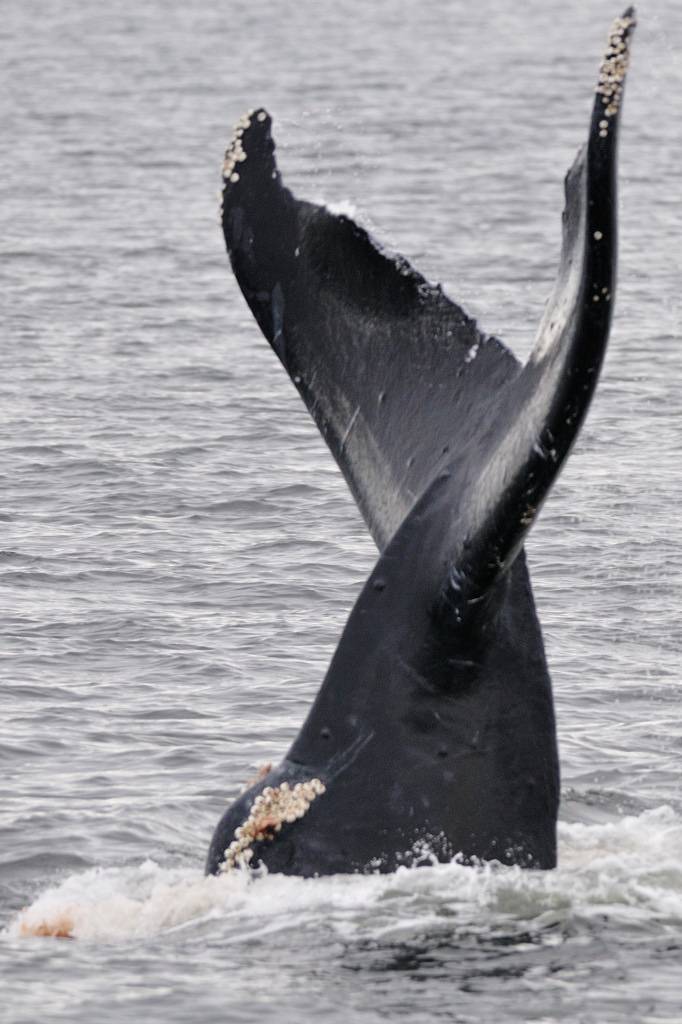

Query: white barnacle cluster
left=222, top=109, right=254, bottom=187
left=591, top=282, right=612, bottom=304
left=220, top=778, right=326, bottom=872
left=595, top=11, right=635, bottom=135
left=593, top=284, right=612, bottom=304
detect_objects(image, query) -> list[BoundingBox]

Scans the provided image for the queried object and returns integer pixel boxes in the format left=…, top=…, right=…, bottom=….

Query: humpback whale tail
left=207, top=10, right=636, bottom=876
left=220, top=10, right=634, bottom=621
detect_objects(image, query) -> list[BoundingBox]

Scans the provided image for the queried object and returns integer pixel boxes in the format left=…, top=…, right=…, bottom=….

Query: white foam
left=7, top=807, right=682, bottom=944
left=320, top=199, right=359, bottom=219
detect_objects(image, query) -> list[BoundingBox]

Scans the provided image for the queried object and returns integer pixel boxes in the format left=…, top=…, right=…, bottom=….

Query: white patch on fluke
left=325, top=199, right=359, bottom=219
left=465, top=341, right=480, bottom=363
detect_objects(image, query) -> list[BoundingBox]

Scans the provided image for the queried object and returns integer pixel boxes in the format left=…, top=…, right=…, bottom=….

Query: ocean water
left=1, top=0, right=680, bottom=1021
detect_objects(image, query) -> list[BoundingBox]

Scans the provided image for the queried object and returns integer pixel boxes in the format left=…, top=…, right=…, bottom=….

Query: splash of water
left=8, top=807, right=682, bottom=944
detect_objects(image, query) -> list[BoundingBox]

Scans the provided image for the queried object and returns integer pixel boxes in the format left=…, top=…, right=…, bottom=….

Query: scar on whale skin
left=207, top=8, right=637, bottom=879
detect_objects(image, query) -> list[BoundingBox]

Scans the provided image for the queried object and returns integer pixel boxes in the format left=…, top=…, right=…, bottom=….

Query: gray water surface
left=1, top=1, right=681, bottom=1022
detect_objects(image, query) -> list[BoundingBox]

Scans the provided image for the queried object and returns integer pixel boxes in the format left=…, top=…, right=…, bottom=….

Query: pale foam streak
left=9, top=808, right=682, bottom=945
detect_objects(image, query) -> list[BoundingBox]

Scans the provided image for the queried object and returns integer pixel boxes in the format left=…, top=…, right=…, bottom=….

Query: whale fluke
left=221, top=112, right=520, bottom=552
left=208, top=9, right=636, bottom=877
left=436, top=8, right=635, bottom=625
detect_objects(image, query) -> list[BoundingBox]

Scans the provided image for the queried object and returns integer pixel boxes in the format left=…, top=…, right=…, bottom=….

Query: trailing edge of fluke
left=206, top=9, right=636, bottom=877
